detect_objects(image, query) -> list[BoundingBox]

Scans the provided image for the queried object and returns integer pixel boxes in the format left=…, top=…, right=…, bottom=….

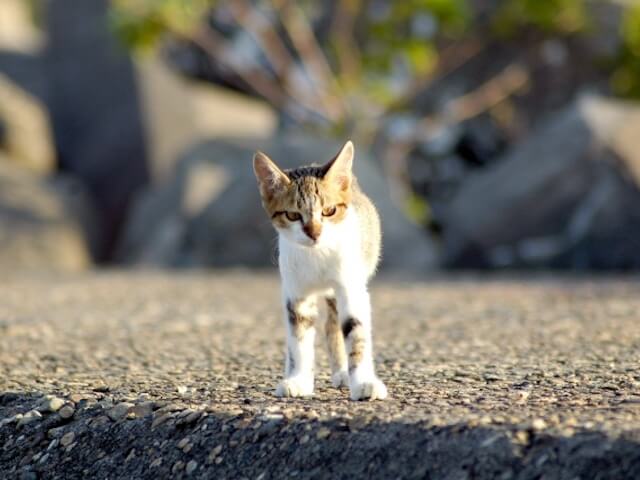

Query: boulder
left=441, top=95, right=640, bottom=269
left=0, top=159, right=92, bottom=271
left=0, top=73, right=55, bottom=175
left=117, top=136, right=437, bottom=271
left=135, top=57, right=277, bottom=182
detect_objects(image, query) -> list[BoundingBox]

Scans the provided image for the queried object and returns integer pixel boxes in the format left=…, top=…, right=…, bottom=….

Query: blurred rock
left=442, top=95, right=640, bottom=269
left=0, top=73, right=55, bottom=175
left=0, top=0, right=44, bottom=53
left=117, top=136, right=437, bottom=271
left=136, top=58, right=277, bottom=182
left=0, top=159, right=91, bottom=271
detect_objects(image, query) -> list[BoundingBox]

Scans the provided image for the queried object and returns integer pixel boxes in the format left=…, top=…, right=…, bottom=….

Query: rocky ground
left=1, top=271, right=640, bottom=479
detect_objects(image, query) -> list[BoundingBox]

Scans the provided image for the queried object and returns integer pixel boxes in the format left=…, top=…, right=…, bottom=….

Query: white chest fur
left=278, top=209, right=365, bottom=299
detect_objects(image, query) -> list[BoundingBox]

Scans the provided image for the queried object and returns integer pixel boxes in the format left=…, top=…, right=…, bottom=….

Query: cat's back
left=351, top=178, right=381, bottom=277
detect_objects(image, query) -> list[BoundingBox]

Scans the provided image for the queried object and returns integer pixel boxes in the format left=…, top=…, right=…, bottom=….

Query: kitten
left=253, top=140, right=388, bottom=401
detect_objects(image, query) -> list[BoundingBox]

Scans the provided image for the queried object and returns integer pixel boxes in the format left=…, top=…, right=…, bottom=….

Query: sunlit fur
left=253, top=141, right=387, bottom=401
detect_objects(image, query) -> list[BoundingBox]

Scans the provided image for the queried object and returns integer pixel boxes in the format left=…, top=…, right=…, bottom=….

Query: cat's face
left=253, top=141, right=354, bottom=248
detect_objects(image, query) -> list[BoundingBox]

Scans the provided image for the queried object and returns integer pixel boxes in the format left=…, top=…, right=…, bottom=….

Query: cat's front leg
left=325, top=297, right=349, bottom=388
left=276, top=296, right=316, bottom=397
left=336, top=285, right=387, bottom=401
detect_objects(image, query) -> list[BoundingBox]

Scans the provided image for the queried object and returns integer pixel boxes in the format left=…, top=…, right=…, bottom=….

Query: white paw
left=331, top=370, right=350, bottom=389
left=350, top=377, right=388, bottom=401
left=275, top=376, right=314, bottom=398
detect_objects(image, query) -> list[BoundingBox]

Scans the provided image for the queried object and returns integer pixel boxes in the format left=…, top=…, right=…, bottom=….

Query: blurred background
left=1, top=0, right=639, bottom=273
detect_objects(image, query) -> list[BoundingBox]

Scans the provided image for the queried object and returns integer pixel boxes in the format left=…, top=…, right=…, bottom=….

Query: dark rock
left=43, top=0, right=149, bottom=261
left=442, top=95, right=640, bottom=270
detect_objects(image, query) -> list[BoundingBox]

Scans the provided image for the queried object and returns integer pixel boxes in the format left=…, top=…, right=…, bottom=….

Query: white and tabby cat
left=253, top=140, right=387, bottom=401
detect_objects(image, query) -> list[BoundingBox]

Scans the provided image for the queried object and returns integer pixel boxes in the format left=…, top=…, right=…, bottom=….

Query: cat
left=252, top=140, right=388, bottom=401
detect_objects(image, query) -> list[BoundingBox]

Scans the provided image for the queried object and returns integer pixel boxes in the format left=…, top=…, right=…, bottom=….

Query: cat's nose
left=303, top=221, right=322, bottom=241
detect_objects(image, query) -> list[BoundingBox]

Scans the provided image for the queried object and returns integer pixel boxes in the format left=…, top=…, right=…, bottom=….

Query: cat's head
left=253, top=141, right=355, bottom=247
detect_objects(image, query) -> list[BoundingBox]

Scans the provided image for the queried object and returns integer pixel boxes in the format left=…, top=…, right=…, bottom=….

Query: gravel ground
left=1, top=271, right=640, bottom=479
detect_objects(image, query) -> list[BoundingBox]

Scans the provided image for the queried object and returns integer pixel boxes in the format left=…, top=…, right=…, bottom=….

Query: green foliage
left=493, top=0, right=589, bottom=36
left=611, top=5, right=640, bottom=98
left=363, top=0, right=470, bottom=78
left=110, top=0, right=211, bottom=51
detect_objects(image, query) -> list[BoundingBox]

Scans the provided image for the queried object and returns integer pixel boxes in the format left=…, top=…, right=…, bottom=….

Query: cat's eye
left=285, top=211, right=302, bottom=222
left=322, top=206, right=337, bottom=217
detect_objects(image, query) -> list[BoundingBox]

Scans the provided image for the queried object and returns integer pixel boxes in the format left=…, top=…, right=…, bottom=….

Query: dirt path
left=1, top=271, right=640, bottom=478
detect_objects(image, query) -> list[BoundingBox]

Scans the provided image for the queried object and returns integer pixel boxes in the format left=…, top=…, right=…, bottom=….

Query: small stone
left=184, top=411, right=202, bottom=424
left=479, top=415, right=492, bottom=425
left=107, top=402, right=133, bottom=421
left=68, top=393, right=86, bottom=403
left=18, top=410, right=42, bottom=426
left=59, top=406, right=75, bottom=419
left=38, top=453, right=49, bottom=464
left=172, top=461, right=184, bottom=473
left=531, top=418, right=547, bottom=431
left=299, top=434, right=310, bottom=444
left=129, top=402, right=154, bottom=419
left=177, top=386, right=188, bottom=395
left=183, top=443, right=193, bottom=454
left=177, top=437, right=190, bottom=449
left=209, top=445, right=223, bottom=459
left=151, top=412, right=174, bottom=429
left=316, top=427, right=331, bottom=439
left=60, top=432, right=75, bottom=447
left=186, top=460, right=198, bottom=475
left=125, top=449, right=136, bottom=462
left=39, top=396, right=65, bottom=413
left=150, top=458, right=162, bottom=468
left=0, top=416, right=16, bottom=427
left=215, top=456, right=223, bottom=465
left=48, top=427, right=65, bottom=439
left=47, top=439, right=59, bottom=450
left=514, top=430, right=529, bottom=444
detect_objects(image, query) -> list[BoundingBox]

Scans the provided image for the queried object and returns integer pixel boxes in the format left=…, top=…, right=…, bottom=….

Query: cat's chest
left=278, top=242, right=352, bottom=295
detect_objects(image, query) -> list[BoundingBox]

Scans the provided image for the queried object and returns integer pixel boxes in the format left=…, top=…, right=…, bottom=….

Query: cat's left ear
left=253, top=151, right=290, bottom=199
left=322, top=140, right=354, bottom=191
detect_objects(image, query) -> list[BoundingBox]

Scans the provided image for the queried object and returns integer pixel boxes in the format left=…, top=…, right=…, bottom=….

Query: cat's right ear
left=253, top=151, right=290, bottom=199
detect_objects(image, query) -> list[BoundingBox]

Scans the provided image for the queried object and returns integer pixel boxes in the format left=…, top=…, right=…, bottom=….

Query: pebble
left=18, top=410, right=42, bottom=426
left=316, top=427, right=331, bottom=439
left=39, top=396, right=66, bottom=413
left=514, top=430, right=529, bottom=444
left=172, top=460, right=184, bottom=473
left=59, top=406, right=75, bottom=419
left=177, top=437, right=190, bottom=449
left=129, top=402, right=154, bottom=418
left=48, top=427, right=65, bottom=439
left=186, top=460, right=198, bottom=475
left=60, top=432, right=75, bottom=447
left=531, top=418, right=547, bottom=431
left=150, top=458, right=162, bottom=468
left=107, top=402, right=134, bottom=421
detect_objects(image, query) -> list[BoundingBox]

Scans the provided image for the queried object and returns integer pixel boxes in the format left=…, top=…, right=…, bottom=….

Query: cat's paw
left=331, top=370, right=350, bottom=389
left=275, top=376, right=314, bottom=398
left=350, top=377, right=388, bottom=401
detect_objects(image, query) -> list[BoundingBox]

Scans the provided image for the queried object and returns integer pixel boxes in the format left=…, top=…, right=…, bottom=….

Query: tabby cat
left=253, top=141, right=387, bottom=400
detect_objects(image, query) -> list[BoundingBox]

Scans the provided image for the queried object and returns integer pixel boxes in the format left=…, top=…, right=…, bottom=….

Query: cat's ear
left=322, top=140, right=354, bottom=191
left=253, top=151, right=290, bottom=199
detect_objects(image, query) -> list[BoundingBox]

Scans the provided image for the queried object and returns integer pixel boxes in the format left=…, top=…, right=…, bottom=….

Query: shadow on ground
left=2, top=391, right=640, bottom=479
